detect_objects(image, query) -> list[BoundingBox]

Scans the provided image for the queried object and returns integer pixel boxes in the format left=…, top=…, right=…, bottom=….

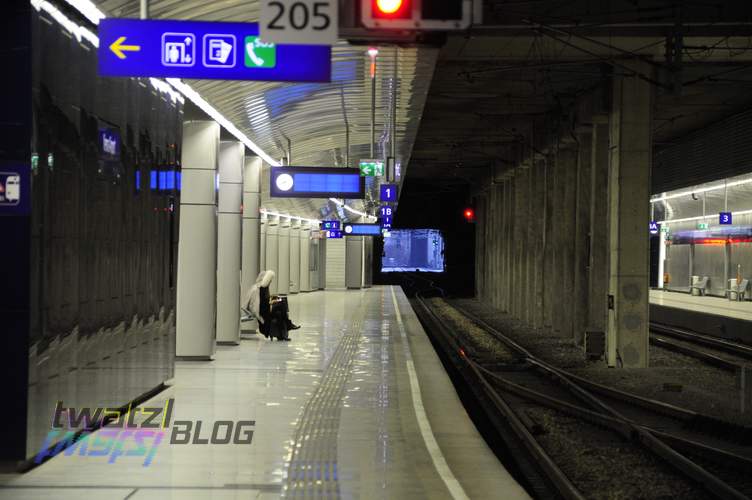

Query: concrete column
left=531, top=158, right=546, bottom=329
left=493, top=184, right=502, bottom=310
left=289, top=219, right=301, bottom=293
left=588, top=118, right=610, bottom=334
left=176, top=120, right=218, bottom=359
left=504, top=179, right=514, bottom=313
left=241, top=156, right=262, bottom=332
left=607, top=60, right=653, bottom=368
left=542, top=154, right=555, bottom=329
left=265, top=215, right=279, bottom=295
left=554, top=146, right=577, bottom=339
left=300, top=224, right=311, bottom=292
left=475, top=194, right=486, bottom=299
left=515, top=168, right=529, bottom=320
left=216, top=141, right=244, bottom=345
left=524, top=164, right=535, bottom=324
left=573, top=130, right=593, bottom=345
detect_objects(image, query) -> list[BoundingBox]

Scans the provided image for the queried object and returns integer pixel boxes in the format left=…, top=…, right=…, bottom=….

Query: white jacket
left=243, top=270, right=275, bottom=323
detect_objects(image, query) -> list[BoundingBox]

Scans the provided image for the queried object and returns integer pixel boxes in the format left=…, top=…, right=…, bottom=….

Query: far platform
left=0, top=286, right=529, bottom=500
left=650, top=289, right=752, bottom=340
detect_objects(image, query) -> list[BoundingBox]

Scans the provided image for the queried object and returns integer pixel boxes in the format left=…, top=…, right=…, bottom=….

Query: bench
left=727, top=279, right=749, bottom=301
left=690, top=276, right=709, bottom=296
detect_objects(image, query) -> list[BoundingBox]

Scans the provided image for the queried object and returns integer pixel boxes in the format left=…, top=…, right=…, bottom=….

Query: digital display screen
left=382, top=229, right=445, bottom=273
left=270, top=167, right=365, bottom=199
left=343, top=223, right=383, bottom=236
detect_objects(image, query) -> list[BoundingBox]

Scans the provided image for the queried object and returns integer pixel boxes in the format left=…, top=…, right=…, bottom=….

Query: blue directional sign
left=380, top=184, right=398, bottom=202
left=380, top=206, right=393, bottom=218
left=324, top=230, right=342, bottom=239
left=381, top=215, right=392, bottom=229
left=98, top=19, right=331, bottom=82
left=720, top=212, right=732, bottom=225
left=321, top=220, right=341, bottom=230
left=649, top=221, right=659, bottom=235
left=0, top=164, right=31, bottom=216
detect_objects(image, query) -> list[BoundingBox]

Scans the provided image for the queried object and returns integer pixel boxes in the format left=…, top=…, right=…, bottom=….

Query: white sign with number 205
left=260, top=0, right=338, bottom=46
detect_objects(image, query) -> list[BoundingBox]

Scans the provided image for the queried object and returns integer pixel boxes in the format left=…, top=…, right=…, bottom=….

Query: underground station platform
left=0, top=287, right=529, bottom=500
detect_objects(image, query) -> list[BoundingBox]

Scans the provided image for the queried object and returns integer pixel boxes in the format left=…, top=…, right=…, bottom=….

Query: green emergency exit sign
left=359, top=159, right=384, bottom=177
left=697, top=222, right=709, bottom=229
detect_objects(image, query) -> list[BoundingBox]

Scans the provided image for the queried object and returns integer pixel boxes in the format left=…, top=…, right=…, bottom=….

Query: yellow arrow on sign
left=110, top=36, right=141, bottom=59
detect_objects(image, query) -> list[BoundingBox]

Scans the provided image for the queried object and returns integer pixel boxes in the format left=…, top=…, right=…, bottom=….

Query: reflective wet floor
left=1, top=286, right=528, bottom=499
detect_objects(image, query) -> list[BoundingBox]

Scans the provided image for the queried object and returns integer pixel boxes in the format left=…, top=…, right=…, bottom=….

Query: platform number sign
left=380, top=184, right=398, bottom=202
left=720, top=212, right=732, bottom=225
left=261, top=0, right=338, bottom=45
left=649, top=221, right=659, bottom=235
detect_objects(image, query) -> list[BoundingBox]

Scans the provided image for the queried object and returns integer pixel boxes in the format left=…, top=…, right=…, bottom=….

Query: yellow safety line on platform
left=390, top=286, right=470, bottom=500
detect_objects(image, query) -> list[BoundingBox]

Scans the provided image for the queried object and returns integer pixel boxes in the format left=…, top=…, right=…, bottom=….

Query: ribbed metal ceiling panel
left=91, top=0, right=438, bottom=220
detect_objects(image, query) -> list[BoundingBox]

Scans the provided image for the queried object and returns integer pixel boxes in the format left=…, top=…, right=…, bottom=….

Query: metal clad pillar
left=289, top=219, right=300, bottom=293
left=265, top=215, right=279, bottom=295
left=216, top=141, right=244, bottom=345
left=300, top=224, right=311, bottom=292
left=607, top=60, right=653, bottom=368
left=176, top=121, right=218, bottom=359
left=278, top=217, right=291, bottom=294
left=241, top=156, right=262, bottom=332
left=260, top=213, right=267, bottom=272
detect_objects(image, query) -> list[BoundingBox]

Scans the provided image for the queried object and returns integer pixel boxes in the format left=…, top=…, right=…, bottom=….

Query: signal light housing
left=463, top=207, right=475, bottom=222
left=361, top=0, right=471, bottom=30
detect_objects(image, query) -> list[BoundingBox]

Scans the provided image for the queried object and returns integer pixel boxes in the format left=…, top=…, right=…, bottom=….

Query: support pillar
left=300, top=223, right=311, bottom=292
left=573, top=130, right=593, bottom=345
left=265, top=215, right=279, bottom=295
left=176, top=120, right=218, bottom=359
left=589, top=117, right=610, bottom=335
left=241, top=156, right=262, bottom=332
left=531, top=158, right=546, bottom=329
left=278, top=217, right=291, bottom=294
left=289, top=219, right=301, bottom=293
left=260, top=213, right=267, bottom=272
left=607, top=60, right=653, bottom=368
left=554, top=143, right=577, bottom=339
left=216, top=141, right=244, bottom=345
left=504, top=179, right=514, bottom=313
left=542, top=154, right=556, bottom=329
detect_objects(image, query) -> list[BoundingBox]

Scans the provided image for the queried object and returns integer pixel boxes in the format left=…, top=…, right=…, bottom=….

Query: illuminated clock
left=275, top=173, right=294, bottom=191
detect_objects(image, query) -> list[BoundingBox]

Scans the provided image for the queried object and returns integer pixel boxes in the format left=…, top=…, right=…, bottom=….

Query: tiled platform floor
left=650, top=289, right=752, bottom=322
left=1, top=286, right=528, bottom=500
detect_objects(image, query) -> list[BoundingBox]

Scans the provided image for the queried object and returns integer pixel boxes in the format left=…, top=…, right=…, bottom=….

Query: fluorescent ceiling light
left=651, top=178, right=752, bottom=203
left=259, top=209, right=319, bottom=225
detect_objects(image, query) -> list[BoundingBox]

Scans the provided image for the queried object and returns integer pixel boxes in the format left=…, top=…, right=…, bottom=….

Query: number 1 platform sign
left=98, top=18, right=331, bottom=82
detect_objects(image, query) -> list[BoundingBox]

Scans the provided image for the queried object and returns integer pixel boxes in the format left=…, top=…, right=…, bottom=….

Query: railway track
left=650, top=322, right=752, bottom=372
left=405, top=276, right=752, bottom=499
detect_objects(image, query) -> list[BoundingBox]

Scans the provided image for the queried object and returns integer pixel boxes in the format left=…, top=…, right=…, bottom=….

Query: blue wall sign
left=379, top=206, right=393, bottom=217
left=380, top=184, right=398, bottom=202
left=98, top=18, right=331, bottom=82
left=720, top=212, right=732, bottom=225
left=0, top=164, right=31, bottom=216
left=343, top=223, right=382, bottom=236
left=270, top=167, right=364, bottom=199
left=381, top=215, right=392, bottom=229
left=649, top=221, right=659, bottom=235
left=321, top=220, right=340, bottom=230
left=324, top=230, right=342, bottom=238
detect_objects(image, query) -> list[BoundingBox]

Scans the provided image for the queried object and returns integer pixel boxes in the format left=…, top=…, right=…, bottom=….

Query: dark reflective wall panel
left=27, top=9, right=180, bottom=459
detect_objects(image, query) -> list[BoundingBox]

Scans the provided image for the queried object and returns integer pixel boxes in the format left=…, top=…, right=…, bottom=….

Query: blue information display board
left=270, top=167, right=364, bottom=199
left=321, top=220, right=340, bottom=230
left=0, top=164, right=31, bottom=216
left=98, top=19, right=331, bottom=82
left=380, top=184, right=398, bottom=202
left=720, top=212, right=732, bottom=225
left=343, top=223, right=382, bottom=236
left=324, top=230, right=342, bottom=238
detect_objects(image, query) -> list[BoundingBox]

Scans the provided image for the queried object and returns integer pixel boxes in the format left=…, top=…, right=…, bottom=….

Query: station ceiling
left=90, top=0, right=438, bottom=222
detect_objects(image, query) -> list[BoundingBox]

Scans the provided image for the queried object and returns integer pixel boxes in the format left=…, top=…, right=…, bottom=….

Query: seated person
left=243, top=270, right=300, bottom=341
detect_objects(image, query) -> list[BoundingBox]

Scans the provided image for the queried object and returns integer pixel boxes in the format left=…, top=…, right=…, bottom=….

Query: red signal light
left=372, top=0, right=411, bottom=19
left=463, top=208, right=475, bottom=221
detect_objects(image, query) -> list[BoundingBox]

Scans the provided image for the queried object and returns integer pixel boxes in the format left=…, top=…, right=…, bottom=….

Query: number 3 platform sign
left=261, top=0, right=338, bottom=45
